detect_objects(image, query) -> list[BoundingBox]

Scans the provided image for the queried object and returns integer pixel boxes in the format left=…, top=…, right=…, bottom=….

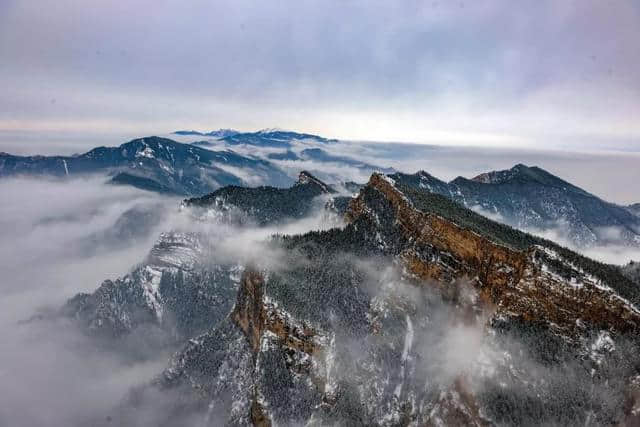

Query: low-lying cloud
left=0, top=177, right=183, bottom=427
left=0, top=175, right=346, bottom=426
left=523, top=224, right=640, bottom=265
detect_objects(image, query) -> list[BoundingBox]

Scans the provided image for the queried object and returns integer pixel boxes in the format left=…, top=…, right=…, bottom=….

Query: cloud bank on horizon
left=0, top=0, right=639, bottom=150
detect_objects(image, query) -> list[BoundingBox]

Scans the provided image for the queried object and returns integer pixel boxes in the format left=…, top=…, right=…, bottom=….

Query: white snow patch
left=141, top=266, right=164, bottom=321
left=136, top=146, right=155, bottom=159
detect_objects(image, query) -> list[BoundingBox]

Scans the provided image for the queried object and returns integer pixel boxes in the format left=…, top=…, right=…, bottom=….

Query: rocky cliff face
left=154, top=267, right=328, bottom=426
left=349, top=174, right=640, bottom=335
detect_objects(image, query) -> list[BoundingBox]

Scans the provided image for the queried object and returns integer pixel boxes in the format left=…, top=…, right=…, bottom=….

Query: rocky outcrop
left=295, top=170, right=334, bottom=193
left=348, top=174, right=528, bottom=286
left=228, top=269, right=324, bottom=425
left=347, top=173, right=640, bottom=335
left=232, top=269, right=320, bottom=357
left=232, top=270, right=267, bottom=354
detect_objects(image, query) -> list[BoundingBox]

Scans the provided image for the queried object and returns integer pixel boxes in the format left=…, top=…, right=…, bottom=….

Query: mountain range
left=390, top=164, right=640, bottom=248
left=0, top=130, right=380, bottom=196
left=59, top=170, right=640, bottom=426
left=0, top=136, right=293, bottom=196
left=2, top=132, right=640, bottom=253
left=219, top=129, right=337, bottom=147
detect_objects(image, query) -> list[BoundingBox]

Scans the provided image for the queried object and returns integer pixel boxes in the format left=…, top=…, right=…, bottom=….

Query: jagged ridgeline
left=63, top=172, right=340, bottom=344
left=389, top=165, right=640, bottom=248
left=67, top=172, right=640, bottom=426
left=390, top=179, right=640, bottom=308
left=182, top=171, right=336, bottom=225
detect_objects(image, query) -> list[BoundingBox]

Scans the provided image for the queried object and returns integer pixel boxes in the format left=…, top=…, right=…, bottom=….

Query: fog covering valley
left=0, top=172, right=344, bottom=426
left=0, top=177, right=175, bottom=425
left=0, top=131, right=639, bottom=425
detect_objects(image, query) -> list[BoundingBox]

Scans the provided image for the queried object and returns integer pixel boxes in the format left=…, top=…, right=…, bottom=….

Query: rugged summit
left=76, top=171, right=640, bottom=426
left=183, top=171, right=336, bottom=225
left=353, top=174, right=640, bottom=332
left=390, top=165, right=640, bottom=248
left=295, top=170, right=334, bottom=192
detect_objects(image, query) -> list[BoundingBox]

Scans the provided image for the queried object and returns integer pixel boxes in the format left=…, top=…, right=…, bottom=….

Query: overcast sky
left=1, top=0, right=639, bottom=149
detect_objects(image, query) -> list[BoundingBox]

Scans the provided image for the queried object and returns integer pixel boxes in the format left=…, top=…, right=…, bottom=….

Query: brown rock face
left=232, top=270, right=272, bottom=427
left=348, top=174, right=528, bottom=285
left=231, top=268, right=322, bottom=426
left=250, top=398, right=271, bottom=427
left=232, top=270, right=266, bottom=354
left=347, top=173, right=640, bottom=334
left=232, top=269, right=319, bottom=357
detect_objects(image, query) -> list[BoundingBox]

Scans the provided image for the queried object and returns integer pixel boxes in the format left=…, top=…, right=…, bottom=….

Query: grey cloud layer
left=1, top=0, right=639, bottom=146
